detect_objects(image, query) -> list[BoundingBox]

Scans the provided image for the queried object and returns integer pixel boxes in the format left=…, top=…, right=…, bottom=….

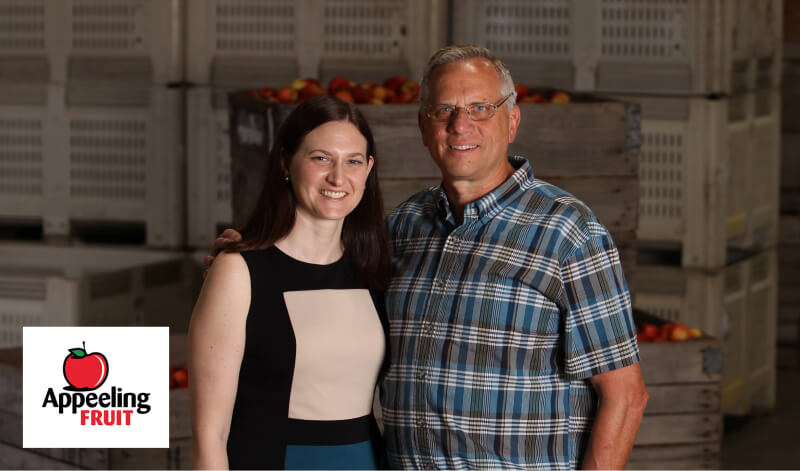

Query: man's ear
left=508, top=104, right=521, bottom=143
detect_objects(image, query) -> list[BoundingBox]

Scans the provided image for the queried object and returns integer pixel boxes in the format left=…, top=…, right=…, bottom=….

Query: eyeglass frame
left=424, top=92, right=517, bottom=122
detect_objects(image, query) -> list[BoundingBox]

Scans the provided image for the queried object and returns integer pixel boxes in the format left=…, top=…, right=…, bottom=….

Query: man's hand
left=203, top=229, right=243, bottom=276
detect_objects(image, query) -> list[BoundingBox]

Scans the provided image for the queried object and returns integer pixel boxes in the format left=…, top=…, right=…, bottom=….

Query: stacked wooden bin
left=0, top=1, right=199, bottom=467
left=185, top=0, right=448, bottom=247
left=778, top=1, right=800, bottom=368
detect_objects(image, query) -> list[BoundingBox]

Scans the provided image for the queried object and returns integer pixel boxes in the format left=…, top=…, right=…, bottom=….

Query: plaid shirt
left=381, top=156, right=639, bottom=470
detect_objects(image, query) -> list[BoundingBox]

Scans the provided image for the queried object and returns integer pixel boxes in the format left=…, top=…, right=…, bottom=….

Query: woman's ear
left=367, top=155, right=375, bottom=174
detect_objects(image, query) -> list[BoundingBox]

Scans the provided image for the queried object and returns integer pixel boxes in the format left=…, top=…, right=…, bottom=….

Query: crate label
left=22, top=327, right=168, bottom=448
left=234, top=109, right=266, bottom=148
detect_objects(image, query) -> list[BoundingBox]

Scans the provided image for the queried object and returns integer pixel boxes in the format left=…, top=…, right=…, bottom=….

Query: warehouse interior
left=0, top=0, right=798, bottom=469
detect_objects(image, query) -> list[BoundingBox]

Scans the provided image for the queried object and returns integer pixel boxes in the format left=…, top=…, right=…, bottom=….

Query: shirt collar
left=436, top=156, right=535, bottom=223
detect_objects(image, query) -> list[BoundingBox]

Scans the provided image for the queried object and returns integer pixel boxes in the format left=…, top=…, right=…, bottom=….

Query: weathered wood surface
left=0, top=442, right=81, bottom=470
left=783, top=59, right=800, bottom=132
left=780, top=214, right=800, bottom=245
left=645, top=384, right=720, bottom=415
left=634, top=413, right=721, bottom=446
left=627, top=443, right=720, bottom=470
left=639, top=338, right=722, bottom=385
left=544, top=176, right=638, bottom=232
left=781, top=133, right=800, bottom=192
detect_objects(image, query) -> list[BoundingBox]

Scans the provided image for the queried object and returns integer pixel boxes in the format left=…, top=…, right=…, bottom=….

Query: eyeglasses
left=425, top=93, right=516, bottom=122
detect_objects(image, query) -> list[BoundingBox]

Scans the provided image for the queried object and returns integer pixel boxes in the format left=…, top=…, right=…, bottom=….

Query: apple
left=334, top=89, right=355, bottom=103
left=514, top=83, right=530, bottom=98
left=369, top=97, right=384, bottom=105
left=383, top=75, right=407, bottom=92
left=290, top=77, right=320, bottom=91
left=551, top=91, right=571, bottom=104
left=259, top=87, right=276, bottom=99
left=639, top=323, right=659, bottom=341
left=169, top=366, right=177, bottom=390
left=688, top=327, right=702, bottom=339
left=63, top=341, right=108, bottom=390
left=530, top=93, right=547, bottom=103
left=245, top=89, right=260, bottom=99
left=328, top=76, right=351, bottom=94
left=372, top=86, right=394, bottom=102
left=299, top=83, right=327, bottom=101
left=669, top=323, right=690, bottom=341
left=352, top=85, right=373, bottom=104
left=400, top=81, right=419, bottom=98
left=172, top=365, right=188, bottom=389
left=276, top=86, right=298, bottom=103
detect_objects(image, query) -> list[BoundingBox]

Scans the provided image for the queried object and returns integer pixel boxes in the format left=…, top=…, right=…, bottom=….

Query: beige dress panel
left=283, top=289, right=385, bottom=421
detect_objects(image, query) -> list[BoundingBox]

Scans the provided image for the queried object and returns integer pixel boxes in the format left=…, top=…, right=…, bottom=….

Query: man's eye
left=438, top=106, right=454, bottom=114
left=473, top=104, right=490, bottom=112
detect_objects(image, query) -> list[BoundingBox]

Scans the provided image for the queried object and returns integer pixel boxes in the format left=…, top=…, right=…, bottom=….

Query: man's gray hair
left=419, top=44, right=516, bottom=112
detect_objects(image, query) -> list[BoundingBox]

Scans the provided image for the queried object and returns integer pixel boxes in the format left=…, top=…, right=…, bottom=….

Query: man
left=378, top=45, right=646, bottom=470
left=213, top=45, right=647, bottom=470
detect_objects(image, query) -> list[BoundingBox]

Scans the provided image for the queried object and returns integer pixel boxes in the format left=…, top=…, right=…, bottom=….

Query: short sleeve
left=560, top=225, right=639, bottom=380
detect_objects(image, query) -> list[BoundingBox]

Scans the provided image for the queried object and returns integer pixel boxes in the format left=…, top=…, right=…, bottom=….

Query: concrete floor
left=721, top=369, right=800, bottom=469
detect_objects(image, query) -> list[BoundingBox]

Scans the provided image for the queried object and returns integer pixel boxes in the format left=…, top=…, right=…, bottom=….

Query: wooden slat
left=783, top=60, right=800, bottom=132
left=0, top=442, right=81, bottom=470
left=781, top=133, right=800, bottom=192
left=780, top=215, right=800, bottom=245
left=645, top=384, right=720, bottom=414
left=627, top=443, right=720, bottom=470
left=0, top=409, right=109, bottom=469
left=512, top=102, right=639, bottom=178
left=634, top=413, right=721, bottom=446
left=639, top=338, right=722, bottom=384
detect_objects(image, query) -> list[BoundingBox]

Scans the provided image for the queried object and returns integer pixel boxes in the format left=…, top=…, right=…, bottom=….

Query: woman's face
left=287, top=120, right=374, bottom=224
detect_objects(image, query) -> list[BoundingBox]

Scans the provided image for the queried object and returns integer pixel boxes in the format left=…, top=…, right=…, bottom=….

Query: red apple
left=639, top=323, right=659, bottom=341
left=299, top=83, right=327, bottom=101
left=688, top=327, right=702, bottom=339
left=172, top=365, right=188, bottom=389
left=530, top=93, right=547, bottom=103
left=290, top=77, right=319, bottom=91
left=383, top=75, right=407, bottom=92
left=259, top=87, right=276, bottom=99
left=63, top=341, right=108, bottom=390
left=514, top=83, right=530, bottom=98
left=372, top=86, right=394, bottom=102
left=276, top=86, right=298, bottom=103
left=334, top=89, right=355, bottom=103
left=328, top=76, right=351, bottom=94
left=352, top=85, right=373, bottom=104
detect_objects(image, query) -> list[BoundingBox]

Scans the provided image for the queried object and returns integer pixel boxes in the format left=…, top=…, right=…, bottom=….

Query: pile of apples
left=248, top=75, right=420, bottom=105
left=169, top=364, right=188, bottom=390
left=637, top=322, right=703, bottom=343
left=514, top=83, right=571, bottom=104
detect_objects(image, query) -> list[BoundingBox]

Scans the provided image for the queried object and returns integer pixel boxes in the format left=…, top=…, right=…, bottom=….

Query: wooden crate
left=0, top=243, right=200, bottom=347
left=452, top=0, right=782, bottom=95
left=783, top=59, right=800, bottom=133
left=0, top=335, right=192, bottom=469
left=618, top=92, right=781, bottom=269
left=786, top=0, right=800, bottom=59
left=0, top=84, right=184, bottom=247
left=778, top=214, right=800, bottom=368
left=227, top=93, right=640, bottom=279
left=186, top=0, right=447, bottom=88
left=634, top=250, right=777, bottom=415
left=781, top=133, right=800, bottom=195
left=628, top=312, right=722, bottom=470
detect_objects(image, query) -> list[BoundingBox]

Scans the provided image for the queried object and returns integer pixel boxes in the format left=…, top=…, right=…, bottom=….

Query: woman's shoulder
left=206, top=251, right=250, bottom=284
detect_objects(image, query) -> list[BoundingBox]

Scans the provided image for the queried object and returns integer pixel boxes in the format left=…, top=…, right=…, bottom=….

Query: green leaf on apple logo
left=69, top=348, right=87, bottom=357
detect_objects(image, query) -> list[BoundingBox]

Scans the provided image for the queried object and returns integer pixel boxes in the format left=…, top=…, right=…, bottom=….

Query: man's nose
left=447, top=107, right=473, bottom=133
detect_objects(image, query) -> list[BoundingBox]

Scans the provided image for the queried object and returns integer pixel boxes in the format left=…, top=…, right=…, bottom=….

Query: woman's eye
left=348, top=159, right=363, bottom=165
left=311, top=155, right=328, bottom=161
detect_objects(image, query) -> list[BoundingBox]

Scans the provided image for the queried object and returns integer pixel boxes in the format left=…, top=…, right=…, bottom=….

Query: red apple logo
left=63, top=341, right=108, bottom=391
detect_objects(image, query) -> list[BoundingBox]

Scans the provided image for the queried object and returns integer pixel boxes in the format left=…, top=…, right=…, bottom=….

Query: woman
left=189, top=96, right=392, bottom=470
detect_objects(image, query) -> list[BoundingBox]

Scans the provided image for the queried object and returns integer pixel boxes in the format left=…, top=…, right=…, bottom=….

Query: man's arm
left=582, top=363, right=648, bottom=470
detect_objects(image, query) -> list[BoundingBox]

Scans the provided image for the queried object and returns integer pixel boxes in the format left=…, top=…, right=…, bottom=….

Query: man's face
left=419, top=58, right=521, bottom=188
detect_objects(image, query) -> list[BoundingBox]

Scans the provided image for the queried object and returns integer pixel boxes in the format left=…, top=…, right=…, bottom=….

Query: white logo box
left=23, top=327, right=169, bottom=448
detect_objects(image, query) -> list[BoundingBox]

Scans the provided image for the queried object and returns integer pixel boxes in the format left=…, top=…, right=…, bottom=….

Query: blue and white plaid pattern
left=381, top=157, right=639, bottom=470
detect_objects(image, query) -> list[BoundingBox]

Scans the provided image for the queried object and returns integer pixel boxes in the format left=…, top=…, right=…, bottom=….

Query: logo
left=24, top=327, right=168, bottom=448
left=63, top=341, right=108, bottom=390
